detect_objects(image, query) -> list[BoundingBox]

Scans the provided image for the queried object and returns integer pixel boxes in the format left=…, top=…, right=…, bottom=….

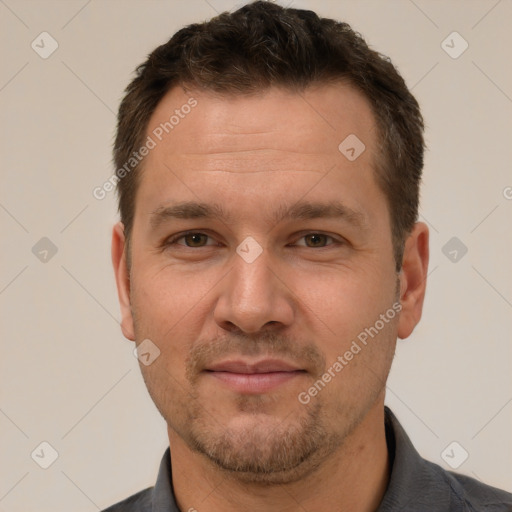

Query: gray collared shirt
left=103, top=407, right=512, bottom=511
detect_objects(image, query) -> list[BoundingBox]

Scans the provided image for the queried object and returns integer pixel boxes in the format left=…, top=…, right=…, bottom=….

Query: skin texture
left=112, top=83, right=429, bottom=512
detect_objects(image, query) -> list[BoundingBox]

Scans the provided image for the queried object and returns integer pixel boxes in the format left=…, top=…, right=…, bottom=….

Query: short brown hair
left=114, top=0, right=424, bottom=270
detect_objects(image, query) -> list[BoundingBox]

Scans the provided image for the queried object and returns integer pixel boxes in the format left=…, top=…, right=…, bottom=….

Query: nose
left=213, top=247, right=295, bottom=334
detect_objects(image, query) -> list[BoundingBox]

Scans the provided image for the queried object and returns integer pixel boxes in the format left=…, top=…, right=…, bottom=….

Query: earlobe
left=111, top=222, right=136, bottom=341
left=397, top=222, right=429, bottom=340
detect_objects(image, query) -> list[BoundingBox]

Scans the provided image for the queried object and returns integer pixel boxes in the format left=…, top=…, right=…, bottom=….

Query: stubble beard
left=187, top=393, right=332, bottom=484
left=133, top=280, right=399, bottom=485
left=138, top=339, right=387, bottom=486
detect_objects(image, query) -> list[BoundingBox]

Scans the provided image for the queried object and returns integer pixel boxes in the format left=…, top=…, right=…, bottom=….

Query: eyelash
left=162, top=231, right=343, bottom=249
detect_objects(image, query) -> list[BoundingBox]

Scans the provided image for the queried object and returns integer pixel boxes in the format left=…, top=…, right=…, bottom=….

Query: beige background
left=1, top=0, right=511, bottom=510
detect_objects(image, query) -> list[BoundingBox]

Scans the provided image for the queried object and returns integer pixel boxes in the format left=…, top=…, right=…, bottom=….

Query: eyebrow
left=149, top=200, right=367, bottom=230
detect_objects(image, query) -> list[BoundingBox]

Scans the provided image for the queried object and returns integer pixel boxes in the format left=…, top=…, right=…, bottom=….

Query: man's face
left=115, top=83, right=409, bottom=483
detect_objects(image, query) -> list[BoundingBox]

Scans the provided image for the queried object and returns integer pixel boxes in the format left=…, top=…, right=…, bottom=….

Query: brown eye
left=303, top=233, right=331, bottom=247
left=181, top=233, right=209, bottom=247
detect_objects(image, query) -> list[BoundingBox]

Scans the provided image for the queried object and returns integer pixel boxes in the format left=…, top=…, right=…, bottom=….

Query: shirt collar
left=377, top=406, right=453, bottom=511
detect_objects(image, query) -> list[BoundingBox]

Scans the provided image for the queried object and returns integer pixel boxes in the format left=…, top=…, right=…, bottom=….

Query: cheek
left=312, top=316, right=397, bottom=416
left=292, top=265, right=398, bottom=389
left=129, top=269, right=203, bottom=378
left=291, top=265, right=392, bottom=337
left=132, top=263, right=217, bottom=328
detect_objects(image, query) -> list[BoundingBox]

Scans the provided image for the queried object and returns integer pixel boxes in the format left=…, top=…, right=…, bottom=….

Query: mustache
left=185, top=331, right=326, bottom=381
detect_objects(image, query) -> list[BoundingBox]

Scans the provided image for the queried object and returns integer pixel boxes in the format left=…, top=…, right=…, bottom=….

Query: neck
left=168, top=402, right=390, bottom=512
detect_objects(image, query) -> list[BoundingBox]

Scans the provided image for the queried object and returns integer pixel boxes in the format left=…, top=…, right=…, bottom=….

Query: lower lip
left=205, top=371, right=305, bottom=394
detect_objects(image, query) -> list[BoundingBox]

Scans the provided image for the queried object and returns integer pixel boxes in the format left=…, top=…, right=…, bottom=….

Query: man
left=106, top=1, right=512, bottom=510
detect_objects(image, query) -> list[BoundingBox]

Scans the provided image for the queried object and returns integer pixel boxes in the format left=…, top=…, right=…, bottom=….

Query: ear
left=111, top=222, right=135, bottom=341
left=397, top=222, right=429, bottom=339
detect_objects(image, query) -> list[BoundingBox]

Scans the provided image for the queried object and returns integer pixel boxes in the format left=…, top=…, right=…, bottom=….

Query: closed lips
left=205, top=359, right=305, bottom=374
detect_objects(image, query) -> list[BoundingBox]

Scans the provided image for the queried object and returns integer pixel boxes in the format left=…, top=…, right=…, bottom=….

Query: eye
left=166, top=232, right=216, bottom=248
left=162, top=231, right=342, bottom=250
left=293, top=233, right=339, bottom=248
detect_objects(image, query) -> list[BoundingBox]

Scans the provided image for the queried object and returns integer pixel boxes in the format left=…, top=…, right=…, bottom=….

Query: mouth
left=204, top=359, right=307, bottom=394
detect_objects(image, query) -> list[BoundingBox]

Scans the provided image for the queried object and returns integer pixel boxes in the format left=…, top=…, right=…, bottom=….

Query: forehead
left=144, top=82, right=378, bottom=172
left=135, top=82, right=385, bottom=229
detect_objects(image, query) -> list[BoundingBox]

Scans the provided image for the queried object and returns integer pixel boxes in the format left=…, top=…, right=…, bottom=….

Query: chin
left=182, top=398, right=345, bottom=485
